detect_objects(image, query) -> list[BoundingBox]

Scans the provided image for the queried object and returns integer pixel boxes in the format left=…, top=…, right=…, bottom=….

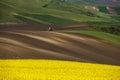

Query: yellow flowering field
left=0, top=60, right=120, bottom=80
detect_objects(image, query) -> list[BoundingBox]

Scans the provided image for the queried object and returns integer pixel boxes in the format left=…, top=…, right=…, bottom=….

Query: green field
left=0, top=0, right=120, bottom=25
left=61, top=29, right=120, bottom=45
left=14, top=13, right=79, bottom=24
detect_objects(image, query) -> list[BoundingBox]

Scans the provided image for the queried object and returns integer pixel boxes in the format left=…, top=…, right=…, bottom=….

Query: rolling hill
left=67, top=0, right=120, bottom=14
left=0, top=30, right=120, bottom=65
left=0, top=0, right=120, bottom=25
left=0, top=0, right=120, bottom=71
left=67, top=0, right=120, bottom=6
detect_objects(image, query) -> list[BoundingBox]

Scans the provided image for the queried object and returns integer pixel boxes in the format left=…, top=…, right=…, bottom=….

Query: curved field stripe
left=0, top=31, right=120, bottom=65
left=13, top=13, right=51, bottom=25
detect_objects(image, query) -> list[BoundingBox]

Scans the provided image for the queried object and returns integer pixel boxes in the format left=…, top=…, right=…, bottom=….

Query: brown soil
left=0, top=24, right=120, bottom=65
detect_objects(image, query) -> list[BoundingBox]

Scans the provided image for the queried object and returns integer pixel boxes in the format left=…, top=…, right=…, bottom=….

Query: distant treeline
left=101, top=26, right=120, bottom=35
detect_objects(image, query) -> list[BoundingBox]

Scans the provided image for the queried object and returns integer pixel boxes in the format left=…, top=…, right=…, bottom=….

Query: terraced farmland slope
left=0, top=60, right=120, bottom=80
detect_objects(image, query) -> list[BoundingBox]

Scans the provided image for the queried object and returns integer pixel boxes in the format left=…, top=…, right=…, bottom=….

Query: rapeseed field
left=0, top=60, right=120, bottom=80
